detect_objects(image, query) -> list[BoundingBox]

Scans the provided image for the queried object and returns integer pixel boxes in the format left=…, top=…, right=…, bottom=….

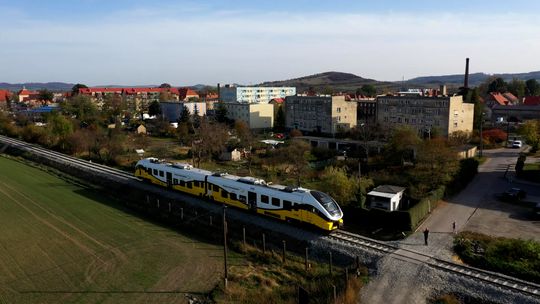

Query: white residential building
left=220, top=85, right=296, bottom=104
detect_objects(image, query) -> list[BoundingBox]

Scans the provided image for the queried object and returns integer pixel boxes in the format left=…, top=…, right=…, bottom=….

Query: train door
left=166, top=172, right=172, bottom=189
left=248, top=191, right=257, bottom=212
left=301, top=198, right=313, bottom=224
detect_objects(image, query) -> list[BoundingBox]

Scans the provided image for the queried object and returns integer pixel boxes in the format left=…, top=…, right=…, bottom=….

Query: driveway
left=361, top=147, right=540, bottom=304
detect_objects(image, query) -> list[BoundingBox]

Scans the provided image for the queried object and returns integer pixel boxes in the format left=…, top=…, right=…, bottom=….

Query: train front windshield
left=311, top=191, right=341, bottom=217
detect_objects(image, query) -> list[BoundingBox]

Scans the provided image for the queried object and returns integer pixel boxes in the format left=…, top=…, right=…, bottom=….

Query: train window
left=194, top=181, right=199, bottom=187
left=239, top=195, right=246, bottom=203
left=173, top=178, right=178, bottom=184
left=230, top=193, right=237, bottom=200
left=147, top=167, right=152, bottom=173
left=272, top=198, right=280, bottom=206
left=180, top=180, right=185, bottom=187
left=153, top=169, right=158, bottom=175
left=213, top=184, right=219, bottom=191
left=221, top=189, right=228, bottom=199
left=159, top=171, right=164, bottom=177
left=187, top=182, right=192, bottom=189
left=261, top=195, right=269, bottom=204
left=283, top=200, right=292, bottom=209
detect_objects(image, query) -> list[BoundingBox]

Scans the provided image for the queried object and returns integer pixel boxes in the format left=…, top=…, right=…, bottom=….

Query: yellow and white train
left=135, top=157, right=343, bottom=231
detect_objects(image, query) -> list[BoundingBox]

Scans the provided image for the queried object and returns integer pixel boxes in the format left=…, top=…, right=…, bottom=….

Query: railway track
left=0, top=135, right=138, bottom=181
left=2, top=134, right=539, bottom=299
left=330, top=230, right=540, bottom=298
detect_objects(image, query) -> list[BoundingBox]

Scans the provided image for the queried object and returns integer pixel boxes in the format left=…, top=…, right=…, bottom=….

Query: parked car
left=500, top=188, right=527, bottom=201
left=512, top=140, right=523, bottom=148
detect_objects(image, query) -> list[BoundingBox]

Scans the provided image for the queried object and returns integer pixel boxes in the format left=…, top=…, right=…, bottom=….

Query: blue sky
left=1, top=0, right=539, bottom=85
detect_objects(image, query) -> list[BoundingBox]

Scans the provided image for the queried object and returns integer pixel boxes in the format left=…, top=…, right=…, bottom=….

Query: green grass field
left=0, top=156, right=223, bottom=303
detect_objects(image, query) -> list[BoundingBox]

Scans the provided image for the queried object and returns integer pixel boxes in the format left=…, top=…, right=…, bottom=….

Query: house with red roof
left=18, top=88, right=39, bottom=102
left=523, top=96, right=540, bottom=106
left=178, top=88, right=199, bottom=101
left=485, top=92, right=515, bottom=108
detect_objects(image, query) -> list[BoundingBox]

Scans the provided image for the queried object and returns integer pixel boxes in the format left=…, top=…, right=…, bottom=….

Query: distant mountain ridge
left=407, top=71, right=540, bottom=86
left=2, top=69, right=540, bottom=93
left=0, top=82, right=208, bottom=92
left=0, top=82, right=75, bottom=92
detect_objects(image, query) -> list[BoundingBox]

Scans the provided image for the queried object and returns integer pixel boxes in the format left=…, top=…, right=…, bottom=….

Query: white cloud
left=0, top=9, right=539, bottom=85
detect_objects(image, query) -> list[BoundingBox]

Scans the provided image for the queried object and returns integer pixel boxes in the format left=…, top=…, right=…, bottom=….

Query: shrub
left=454, top=232, right=540, bottom=283
left=481, top=128, right=507, bottom=143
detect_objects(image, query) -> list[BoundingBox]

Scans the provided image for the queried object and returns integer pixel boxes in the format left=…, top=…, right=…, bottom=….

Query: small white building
left=220, top=148, right=242, bottom=161
left=367, top=185, right=405, bottom=211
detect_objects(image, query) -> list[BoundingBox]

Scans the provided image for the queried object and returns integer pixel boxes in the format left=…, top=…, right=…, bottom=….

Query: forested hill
left=259, top=71, right=396, bottom=93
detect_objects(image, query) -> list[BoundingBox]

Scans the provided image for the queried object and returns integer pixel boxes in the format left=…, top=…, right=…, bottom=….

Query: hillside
left=0, top=82, right=75, bottom=91
left=408, top=71, right=540, bottom=87
left=259, top=71, right=397, bottom=93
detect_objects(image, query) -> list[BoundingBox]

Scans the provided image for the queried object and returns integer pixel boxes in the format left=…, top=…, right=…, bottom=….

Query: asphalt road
left=361, top=147, right=540, bottom=304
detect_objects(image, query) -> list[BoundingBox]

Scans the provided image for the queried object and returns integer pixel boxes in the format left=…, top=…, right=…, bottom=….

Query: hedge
left=406, top=186, right=445, bottom=230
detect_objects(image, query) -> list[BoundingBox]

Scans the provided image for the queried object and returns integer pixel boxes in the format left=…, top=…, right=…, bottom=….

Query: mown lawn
left=0, top=156, right=223, bottom=304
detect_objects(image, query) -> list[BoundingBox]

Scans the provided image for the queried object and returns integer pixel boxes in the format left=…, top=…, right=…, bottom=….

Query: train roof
left=138, top=158, right=213, bottom=176
left=139, top=158, right=310, bottom=194
left=210, top=172, right=309, bottom=194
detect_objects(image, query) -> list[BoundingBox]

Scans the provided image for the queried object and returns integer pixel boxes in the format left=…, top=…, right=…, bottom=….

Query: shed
left=220, top=148, right=242, bottom=161
left=136, top=124, right=147, bottom=134
left=367, top=185, right=405, bottom=211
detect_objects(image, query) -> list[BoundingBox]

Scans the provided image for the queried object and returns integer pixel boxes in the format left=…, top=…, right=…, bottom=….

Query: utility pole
left=223, top=206, right=228, bottom=289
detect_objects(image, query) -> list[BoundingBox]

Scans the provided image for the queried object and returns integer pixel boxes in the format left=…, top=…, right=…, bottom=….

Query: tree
left=268, top=139, right=311, bottom=186
left=410, top=138, right=459, bottom=198
left=148, top=100, right=161, bottom=117
left=507, top=78, right=526, bottom=98
left=192, top=105, right=201, bottom=129
left=46, top=113, right=74, bottom=150
left=488, top=77, right=507, bottom=93
left=274, top=106, right=285, bottom=131
left=525, top=79, right=540, bottom=96
left=63, top=95, right=99, bottom=124
left=191, top=120, right=229, bottom=167
left=71, top=83, right=88, bottom=96
left=102, top=94, right=126, bottom=121
left=235, top=120, right=252, bottom=147
left=359, top=84, right=377, bottom=97
left=384, top=127, right=422, bottom=166
left=159, top=90, right=172, bottom=101
left=319, top=166, right=360, bottom=207
left=177, top=122, right=191, bottom=145
left=448, top=130, right=471, bottom=146
left=214, top=102, right=228, bottom=123
left=322, top=86, right=334, bottom=95
left=159, top=83, right=171, bottom=88
left=518, top=120, right=540, bottom=150
left=38, top=89, right=54, bottom=101
left=178, top=105, right=191, bottom=124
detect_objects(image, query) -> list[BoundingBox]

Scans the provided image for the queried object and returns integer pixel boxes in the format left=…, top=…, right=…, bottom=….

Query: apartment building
left=285, top=95, right=357, bottom=134
left=376, top=95, right=474, bottom=136
left=223, top=102, right=274, bottom=129
left=220, top=85, right=296, bottom=104
left=160, top=101, right=207, bottom=122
